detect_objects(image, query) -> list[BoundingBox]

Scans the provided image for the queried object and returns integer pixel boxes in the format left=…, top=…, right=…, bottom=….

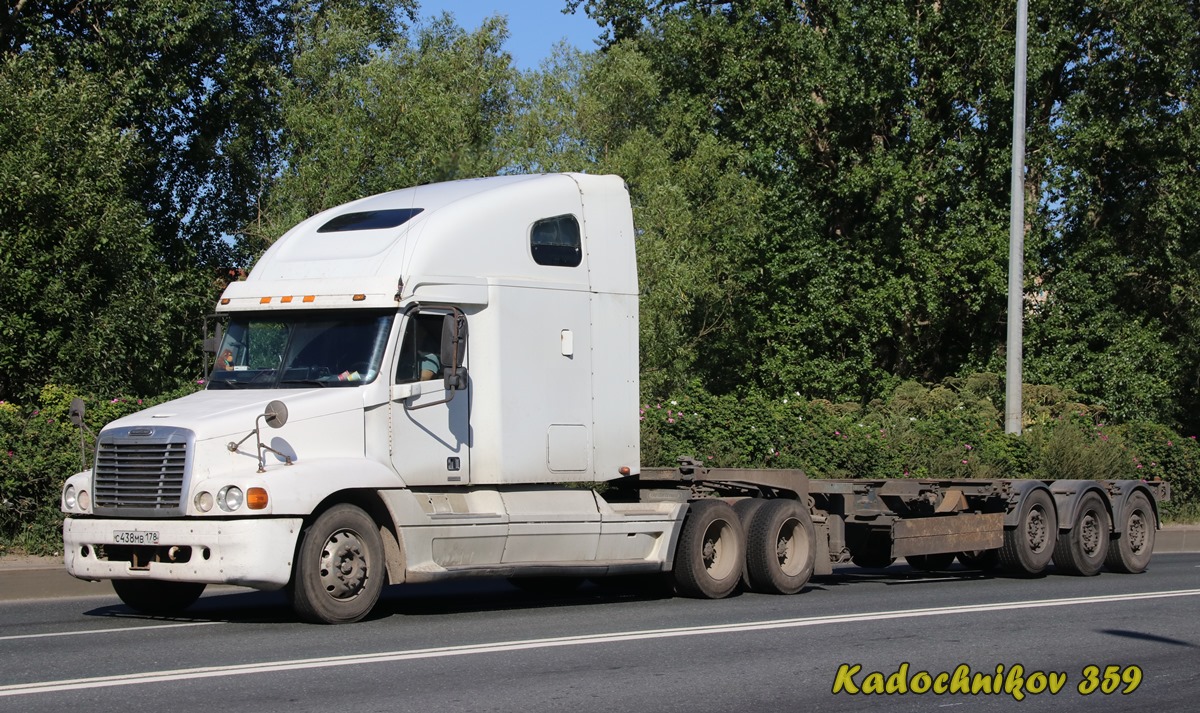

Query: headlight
left=64, top=485, right=77, bottom=510
left=194, top=491, right=214, bottom=513
left=78, top=489, right=90, bottom=511
left=217, top=486, right=244, bottom=512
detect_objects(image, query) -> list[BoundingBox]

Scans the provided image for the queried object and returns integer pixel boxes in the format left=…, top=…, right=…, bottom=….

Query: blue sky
left=416, top=1, right=604, bottom=69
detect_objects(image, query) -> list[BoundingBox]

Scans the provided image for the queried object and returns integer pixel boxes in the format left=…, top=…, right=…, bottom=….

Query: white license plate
left=113, top=530, right=160, bottom=546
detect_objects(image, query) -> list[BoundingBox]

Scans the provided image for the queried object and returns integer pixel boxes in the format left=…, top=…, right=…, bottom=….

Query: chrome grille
left=93, top=427, right=193, bottom=515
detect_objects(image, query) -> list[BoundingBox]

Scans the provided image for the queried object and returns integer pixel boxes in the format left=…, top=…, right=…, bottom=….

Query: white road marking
left=0, top=620, right=221, bottom=642
left=3, top=587, right=1199, bottom=697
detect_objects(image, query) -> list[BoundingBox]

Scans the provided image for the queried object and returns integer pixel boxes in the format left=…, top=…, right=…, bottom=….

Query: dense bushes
left=2, top=374, right=1196, bottom=555
left=641, top=374, right=1200, bottom=521
left=0, top=383, right=201, bottom=555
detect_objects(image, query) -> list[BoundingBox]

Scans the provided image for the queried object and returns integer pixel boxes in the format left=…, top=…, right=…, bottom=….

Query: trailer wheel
left=745, top=499, right=816, bottom=595
left=112, top=579, right=206, bottom=615
left=1053, top=491, right=1111, bottom=576
left=290, top=504, right=385, bottom=624
left=1000, top=488, right=1057, bottom=576
left=673, top=500, right=745, bottom=599
left=905, top=553, right=956, bottom=572
left=1105, top=491, right=1155, bottom=574
left=956, top=549, right=1000, bottom=571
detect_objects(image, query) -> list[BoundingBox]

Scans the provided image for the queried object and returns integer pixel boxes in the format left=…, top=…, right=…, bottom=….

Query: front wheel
left=673, top=500, right=745, bottom=599
left=112, top=579, right=206, bottom=615
left=290, top=504, right=386, bottom=624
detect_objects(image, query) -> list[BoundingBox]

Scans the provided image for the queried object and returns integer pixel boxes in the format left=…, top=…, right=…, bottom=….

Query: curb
left=3, top=526, right=1199, bottom=604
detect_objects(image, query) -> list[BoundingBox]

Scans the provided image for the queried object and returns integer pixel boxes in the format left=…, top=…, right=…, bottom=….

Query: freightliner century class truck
left=59, top=173, right=1170, bottom=624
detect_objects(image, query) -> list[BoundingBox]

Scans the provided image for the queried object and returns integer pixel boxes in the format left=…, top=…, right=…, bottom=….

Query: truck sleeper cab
left=60, top=174, right=1169, bottom=623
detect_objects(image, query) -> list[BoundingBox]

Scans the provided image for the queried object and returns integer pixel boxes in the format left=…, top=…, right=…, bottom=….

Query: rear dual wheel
left=745, top=500, right=816, bottom=595
left=673, top=500, right=745, bottom=598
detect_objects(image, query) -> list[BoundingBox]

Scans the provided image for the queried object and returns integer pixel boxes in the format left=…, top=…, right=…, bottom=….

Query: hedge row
left=2, top=375, right=1197, bottom=555
left=0, top=383, right=202, bottom=555
left=641, top=374, right=1199, bottom=519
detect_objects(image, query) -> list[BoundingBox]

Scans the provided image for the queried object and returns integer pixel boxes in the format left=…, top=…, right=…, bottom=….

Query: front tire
left=673, top=500, right=745, bottom=599
left=291, top=504, right=386, bottom=624
left=112, top=579, right=206, bottom=615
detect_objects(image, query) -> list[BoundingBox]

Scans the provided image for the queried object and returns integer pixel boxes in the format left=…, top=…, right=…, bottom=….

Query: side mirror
left=444, top=367, right=469, bottom=391
left=202, top=322, right=224, bottom=354
left=264, top=400, right=289, bottom=429
left=68, top=398, right=86, bottom=428
left=440, top=311, right=468, bottom=391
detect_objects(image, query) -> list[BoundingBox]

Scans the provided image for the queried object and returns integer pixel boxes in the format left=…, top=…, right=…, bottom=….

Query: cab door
left=389, top=309, right=470, bottom=485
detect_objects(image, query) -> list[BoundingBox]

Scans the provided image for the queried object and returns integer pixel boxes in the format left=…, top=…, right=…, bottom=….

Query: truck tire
left=956, top=549, right=1000, bottom=571
left=906, top=553, right=956, bottom=572
left=999, top=488, right=1057, bottom=576
left=1104, top=491, right=1155, bottom=574
left=1053, top=491, right=1111, bottom=576
left=733, top=497, right=767, bottom=587
left=745, top=499, right=816, bottom=595
left=290, top=504, right=386, bottom=624
left=673, top=500, right=745, bottom=599
left=112, top=579, right=206, bottom=615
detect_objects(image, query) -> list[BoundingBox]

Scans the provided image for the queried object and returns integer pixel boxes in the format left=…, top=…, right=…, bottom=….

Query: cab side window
left=530, top=214, right=582, bottom=267
left=395, top=313, right=447, bottom=384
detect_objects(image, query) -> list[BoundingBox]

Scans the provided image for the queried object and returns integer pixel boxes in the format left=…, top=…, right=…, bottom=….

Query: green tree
left=251, top=9, right=515, bottom=247
left=0, top=56, right=213, bottom=399
left=1025, top=0, right=1200, bottom=427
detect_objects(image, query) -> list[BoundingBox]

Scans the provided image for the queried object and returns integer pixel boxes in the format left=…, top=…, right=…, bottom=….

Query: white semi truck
left=60, top=173, right=1169, bottom=623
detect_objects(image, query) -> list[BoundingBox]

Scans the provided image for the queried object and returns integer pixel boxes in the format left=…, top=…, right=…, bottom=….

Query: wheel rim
left=701, top=520, right=737, bottom=580
left=1080, top=510, right=1102, bottom=558
left=1027, top=505, right=1050, bottom=553
left=1127, top=509, right=1148, bottom=554
left=776, top=518, right=805, bottom=576
left=319, top=528, right=370, bottom=600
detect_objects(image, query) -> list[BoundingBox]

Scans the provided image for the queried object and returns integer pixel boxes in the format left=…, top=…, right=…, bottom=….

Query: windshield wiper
left=277, top=379, right=329, bottom=388
left=207, top=379, right=249, bottom=389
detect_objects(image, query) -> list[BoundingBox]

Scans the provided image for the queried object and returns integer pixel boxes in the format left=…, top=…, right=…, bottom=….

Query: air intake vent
left=93, top=427, right=193, bottom=517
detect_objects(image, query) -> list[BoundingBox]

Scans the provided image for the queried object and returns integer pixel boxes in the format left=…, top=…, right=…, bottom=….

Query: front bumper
left=63, top=517, right=303, bottom=590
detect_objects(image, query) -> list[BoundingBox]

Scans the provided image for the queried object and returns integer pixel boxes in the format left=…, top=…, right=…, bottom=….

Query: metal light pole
left=1005, top=0, right=1028, bottom=435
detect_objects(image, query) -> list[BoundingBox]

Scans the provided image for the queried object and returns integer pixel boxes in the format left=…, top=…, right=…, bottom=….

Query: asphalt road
left=1, top=554, right=1197, bottom=713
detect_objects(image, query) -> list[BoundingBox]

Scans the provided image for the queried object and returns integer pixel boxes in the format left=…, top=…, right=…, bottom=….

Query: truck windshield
left=207, top=311, right=394, bottom=389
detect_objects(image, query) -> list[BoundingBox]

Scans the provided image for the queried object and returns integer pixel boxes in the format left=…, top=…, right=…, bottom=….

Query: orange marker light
left=281, top=296, right=293, bottom=303
left=303, top=295, right=315, bottom=303
left=220, top=298, right=231, bottom=305
left=259, top=297, right=271, bottom=304
left=619, top=466, right=631, bottom=475
left=247, top=487, right=269, bottom=510
left=352, top=294, right=366, bottom=302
